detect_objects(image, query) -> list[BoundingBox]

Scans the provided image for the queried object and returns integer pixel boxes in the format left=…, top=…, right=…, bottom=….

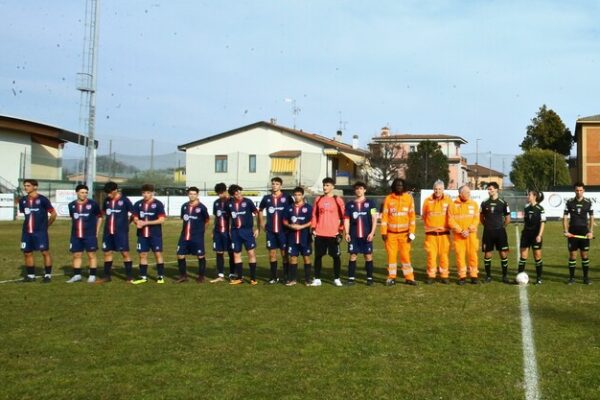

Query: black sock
left=348, top=260, right=357, bottom=279
left=235, top=262, right=243, bottom=279
left=535, top=259, right=543, bottom=280
left=89, top=268, right=97, bottom=276
left=44, top=266, right=52, bottom=276
left=177, top=258, right=187, bottom=276
left=484, top=258, right=491, bottom=277
left=518, top=257, right=526, bottom=273
left=366, top=260, right=374, bottom=279
left=270, top=261, right=278, bottom=280
left=156, top=263, right=165, bottom=277
left=568, top=259, right=576, bottom=279
left=333, top=256, right=341, bottom=279
left=216, top=253, right=224, bottom=275
left=314, top=256, right=322, bottom=279
left=73, top=268, right=82, bottom=276
left=103, top=261, right=113, bottom=276
left=124, top=261, right=133, bottom=278
left=249, top=262, right=257, bottom=280
left=304, top=263, right=312, bottom=283
left=26, top=266, right=35, bottom=276
left=501, top=257, right=508, bottom=277
left=289, top=263, right=298, bottom=282
left=198, top=258, right=206, bottom=276
left=283, top=262, right=289, bottom=281
left=228, top=252, right=236, bottom=275
left=140, top=264, right=148, bottom=277
left=582, top=258, right=590, bottom=279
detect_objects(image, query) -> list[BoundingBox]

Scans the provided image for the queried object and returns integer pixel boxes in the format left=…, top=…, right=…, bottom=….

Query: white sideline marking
left=516, top=226, right=541, bottom=400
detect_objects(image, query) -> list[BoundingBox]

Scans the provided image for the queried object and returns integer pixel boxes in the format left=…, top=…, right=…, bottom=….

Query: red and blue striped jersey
left=227, top=198, right=258, bottom=230
left=132, top=199, right=166, bottom=238
left=180, top=201, right=209, bottom=240
left=283, top=203, right=312, bottom=244
left=68, top=199, right=101, bottom=239
left=344, top=198, right=377, bottom=239
left=213, top=198, right=230, bottom=233
left=102, top=194, right=133, bottom=235
left=259, top=193, right=292, bottom=233
left=19, top=194, right=54, bottom=234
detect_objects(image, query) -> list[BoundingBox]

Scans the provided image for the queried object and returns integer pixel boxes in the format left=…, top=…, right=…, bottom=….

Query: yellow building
left=467, top=164, right=504, bottom=189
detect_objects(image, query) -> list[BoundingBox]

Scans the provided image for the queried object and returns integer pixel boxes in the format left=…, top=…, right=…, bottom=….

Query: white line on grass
left=515, top=226, right=541, bottom=400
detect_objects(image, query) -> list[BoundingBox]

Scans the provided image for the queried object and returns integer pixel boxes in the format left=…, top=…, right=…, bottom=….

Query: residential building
left=467, top=164, right=504, bottom=189
left=574, top=114, right=600, bottom=185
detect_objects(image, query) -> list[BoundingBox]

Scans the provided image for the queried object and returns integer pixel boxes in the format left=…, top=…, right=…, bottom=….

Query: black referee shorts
left=520, top=230, right=542, bottom=250
left=482, top=228, right=509, bottom=252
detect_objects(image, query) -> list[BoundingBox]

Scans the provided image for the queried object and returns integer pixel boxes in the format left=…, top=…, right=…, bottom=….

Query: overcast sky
left=1, top=1, right=599, bottom=163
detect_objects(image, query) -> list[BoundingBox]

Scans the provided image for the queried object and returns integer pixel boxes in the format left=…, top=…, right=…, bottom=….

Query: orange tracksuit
left=448, top=197, right=479, bottom=278
left=422, top=194, right=453, bottom=279
left=380, top=192, right=416, bottom=281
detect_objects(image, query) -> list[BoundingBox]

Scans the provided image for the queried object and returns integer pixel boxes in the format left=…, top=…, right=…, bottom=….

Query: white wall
left=0, top=130, right=31, bottom=187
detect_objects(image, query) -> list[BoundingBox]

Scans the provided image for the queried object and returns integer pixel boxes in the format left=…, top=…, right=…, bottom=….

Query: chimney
left=352, top=134, right=359, bottom=149
left=335, top=129, right=343, bottom=142
left=381, top=126, right=390, bottom=137
left=270, top=118, right=277, bottom=124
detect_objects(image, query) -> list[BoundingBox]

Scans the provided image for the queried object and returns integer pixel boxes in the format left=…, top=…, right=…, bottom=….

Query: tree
left=367, top=142, right=405, bottom=189
left=509, top=149, right=570, bottom=191
left=405, top=140, right=449, bottom=190
left=520, top=104, right=573, bottom=156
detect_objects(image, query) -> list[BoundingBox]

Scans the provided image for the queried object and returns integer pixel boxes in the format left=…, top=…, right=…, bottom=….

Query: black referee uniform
left=564, top=197, right=593, bottom=284
left=518, top=203, right=545, bottom=282
left=480, top=197, right=510, bottom=282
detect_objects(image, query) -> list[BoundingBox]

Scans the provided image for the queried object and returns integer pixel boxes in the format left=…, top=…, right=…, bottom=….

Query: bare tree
left=367, top=142, right=405, bottom=189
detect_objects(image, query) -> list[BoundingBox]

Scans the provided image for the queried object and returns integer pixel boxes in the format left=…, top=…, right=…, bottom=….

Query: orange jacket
left=422, top=194, right=453, bottom=233
left=380, top=193, right=416, bottom=235
left=448, top=197, right=479, bottom=233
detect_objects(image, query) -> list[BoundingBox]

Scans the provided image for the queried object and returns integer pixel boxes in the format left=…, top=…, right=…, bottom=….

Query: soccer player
left=518, top=190, right=545, bottom=285
left=310, top=177, right=345, bottom=287
left=66, top=184, right=103, bottom=283
left=210, top=183, right=235, bottom=283
left=283, top=187, right=313, bottom=286
left=227, top=184, right=260, bottom=285
left=380, top=178, right=417, bottom=286
left=175, top=186, right=210, bottom=283
left=563, top=182, right=594, bottom=285
left=131, top=184, right=166, bottom=284
left=99, top=181, right=134, bottom=283
left=258, top=177, right=292, bottom=284
left=480, top=182, right=511, bottom=283
left=19, top=179, right=57, bottom=283
left=343, top=181, right=377, bottom=286
left=449, top=185, right=480, bottom=285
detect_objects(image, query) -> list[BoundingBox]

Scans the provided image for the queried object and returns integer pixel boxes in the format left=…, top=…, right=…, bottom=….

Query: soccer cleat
left=425, top=278, right=435, bottom=285
left=250, top=279, right=258, bottom=286
left=567, top=278, right=576, bottom=285
left=404, top=280, right=418, bottom=286
left=196, top=276, right=205, bottom=284
left=309, top=278, right=322, bottom=287
left=534, top=279, right=542, bottom=285
left=66, top=275, right=82, bottom=283
left=156, top=277, right=165, bottom=284
left=22, top=275, right=36, bottom=283
left=583, top=278, right=592, bottom=285
left=440, top=278, right=449, bottom=284
left=285, top=280, right=297, bottom=286
left=87, top=276, right=97, bottom=284
left=333, top=278, right=343, bottom=287
left=132, top=277, right=148, bottom=285
left=42, top=276, right=52, bottom=283
left=175, top=276, right=188, bottom=283
left=210, top=276, right=225, bottom=283
left=96, top=277, right=112, bottom=284
left=470, top=278, right=479, bottom=285
left=366, top=278, right=374, bottom=286
left=126, top=277, right=134, bottom=284
left=385, top=278, right=396, bottom=286
left=346, top=279, right=356, bottom=286
left=267, top=278, right=279, bottom=285
left=457, top=278, right=466, bottom=286
left=484, top=276, right=492, bottom=283
left=229, top=279, right=244, bottom=285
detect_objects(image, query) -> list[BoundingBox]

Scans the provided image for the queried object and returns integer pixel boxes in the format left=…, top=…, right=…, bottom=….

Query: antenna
left=78, top=0, right=100, bottom=192
left=338, top=111, right=348, bottom=131
left=284, top=98, right=301, bottom=129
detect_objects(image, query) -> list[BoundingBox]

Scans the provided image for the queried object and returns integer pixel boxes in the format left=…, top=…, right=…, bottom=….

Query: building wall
left=30, top=141, right=61, bottom=180
left=582, top=125, right=600, bottom=184
left=0, top=130, right=31, bottom=187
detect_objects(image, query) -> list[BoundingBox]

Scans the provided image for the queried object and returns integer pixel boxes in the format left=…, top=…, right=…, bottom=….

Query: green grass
left=0, top=219, right=598, bottom=399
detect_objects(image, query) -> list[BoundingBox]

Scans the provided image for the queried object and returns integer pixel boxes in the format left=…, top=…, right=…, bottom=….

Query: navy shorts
left=21, top=231, right=49, bottom=252
left=70, top=236, right=98, bottom=253
left=288, top=241, right=312, bottom=257
left=102, top=233, right=130, bottom=252
left=137, top=236, right=163, bottom=253
left=348, top=237, right=373, bottom=255
left=230, top=229, right=256, bottom=253
left=177, top=237, right=205, bottom=256
left=213, top=231, right=231, bottom=252
left=266, top=230, right=287, bottom=250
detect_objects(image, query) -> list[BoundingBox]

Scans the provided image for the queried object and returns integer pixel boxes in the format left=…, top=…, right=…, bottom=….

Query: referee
left=563, top=182, right=594, bottom=285
left=480, top=182, right=511, bottom=283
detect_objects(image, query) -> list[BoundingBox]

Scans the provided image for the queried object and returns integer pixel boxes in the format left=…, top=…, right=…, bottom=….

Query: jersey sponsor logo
left=24, top=207, right=31, bottom=215
left=291, top=216, right=297, bottom=223
left=106, top=209, right=112, bottom=215
left=231, top=211, right=237, bottom=218
left=268, top=206, right=275, bottom=214
left=139, top=211, right=146, bottom=218
left=74, top=212, right=80, bottom=219
left=353, top=211, right=359, bottom=219
left=183, top=214, right=190, bottom=221
left=216, top=210, right=223, bottom=217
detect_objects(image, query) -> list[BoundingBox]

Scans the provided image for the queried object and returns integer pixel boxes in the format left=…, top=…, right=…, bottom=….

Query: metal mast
left=78, top=0, right=100, bottom=192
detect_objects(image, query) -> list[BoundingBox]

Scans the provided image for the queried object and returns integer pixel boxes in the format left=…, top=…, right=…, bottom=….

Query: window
left=215, top=155, right=228, bottom=173
left=249, top=154, right=256, bottom=173
left=410, top=145, right=416, bottom=153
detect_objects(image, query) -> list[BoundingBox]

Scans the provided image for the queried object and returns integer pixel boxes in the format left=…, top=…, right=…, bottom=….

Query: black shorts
left=520, top=230, right=542, bottom=250
left=314, top=236, right=340, bottom=257
left=482, top=229, right=509, bottom=252
left=568, top=227, right=590, bottom=252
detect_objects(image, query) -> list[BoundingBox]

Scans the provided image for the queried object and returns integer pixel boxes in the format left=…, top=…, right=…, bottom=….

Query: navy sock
left=73, top=268, right=82, bottom=276
left=44, top=266, right=52, bottom=276
left=89, top=268, right=97, bottom=276
left=249, top=262, right=257, bottom=280
left=216, top=253, right=224, bottom=275
left=26, top=266, right=35, bottom=276
left=156, top=263, right=165, bottom=277
left=366, top=260, right=374, bottom=279
left=348, top=260, right=357, bottom=279
left=283, top=262, right=289, bottom=281
left=178, top=258, right=187, bottom=276
left=228, top=252, right=236, bottom=275
left=270, top=261, right=277, bottom=280
left=103, top=261, right=113, bottom=276
left=235, top=262, right=243, bottom=279
left=140, top=264, right=148, bottom=277
left=289, top=263, right=298, bottom=281
left=198, top=258, right=206, bottom=276
left=124, top=261, right=133, bottom=278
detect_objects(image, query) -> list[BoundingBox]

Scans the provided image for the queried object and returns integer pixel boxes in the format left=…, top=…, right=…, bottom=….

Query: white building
left=178, top=121, right=369, bottom=193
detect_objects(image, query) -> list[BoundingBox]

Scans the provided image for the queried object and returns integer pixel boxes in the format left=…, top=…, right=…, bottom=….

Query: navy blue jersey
left=180, top=200, right=209, bottom=240
left=132, top=199, right=166, bottom=237
left=213, top=198, right=230, bottom=233
left=68, top=199, right=102, bottom=239
left=227, top=197, right=258, bottom=230
left=102, top=195, right=133, bottom=235
left=19, top=194, right=54, bottom=234
left=345, top=198, right=377, bottom=239
left=259, top=193, right=292, bottom=233
left=283, top=203, right=312, bottom=245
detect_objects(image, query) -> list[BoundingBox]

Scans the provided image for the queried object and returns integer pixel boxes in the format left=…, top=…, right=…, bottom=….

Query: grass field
left=1, top=219, right=599, bottom=399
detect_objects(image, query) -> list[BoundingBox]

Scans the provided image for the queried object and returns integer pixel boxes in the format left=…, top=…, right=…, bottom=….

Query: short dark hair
left=214, top=182, right=227, bottom=194
left=271, top=177, right=283, bottom=184
left=292, top=186, right=304, bottom=195
left=228, top=184, right=242, bottom=196
left=23, top=179, right=38, bottom=187
left=75, top=184, right=89, bottom=192
left=353, top=181, right=366, bottom=189
left=322, top=177, right=335, bottom=185
left=104, top=181, right=118, bottom=193
left=187, top=186, right=200, bottom=194
left=574, top=181, right=585, bottom=189
left=487, top=182, right=499, bottom=190
left=141, top=184, right=155, bottom=192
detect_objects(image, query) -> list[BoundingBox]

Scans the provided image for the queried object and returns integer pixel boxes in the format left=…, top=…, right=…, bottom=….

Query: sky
left=1, top=0, right=599, bottom=171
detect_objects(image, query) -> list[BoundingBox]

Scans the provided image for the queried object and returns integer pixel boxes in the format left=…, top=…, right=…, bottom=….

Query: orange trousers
left=385, top=232, right=415, bottom=281
left=424, top=234, right=450, bottom=278
left=453, top=233, right=479, bottom=278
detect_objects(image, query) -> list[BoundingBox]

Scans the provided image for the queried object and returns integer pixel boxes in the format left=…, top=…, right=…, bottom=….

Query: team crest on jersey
left=118, top=200, right=123, bottom=206
left=281, top=197, right=286, bottom=203
left=302, top=207, right=307, bottom=213
left=365, top=202, right=369, bottom=208
left=195, top=207, right=201, bottom=213
left=151, top=203, right=157, bottom=209
left=242, top=202, right=247, bottom=208
left=86, top=204, right=92, bottom=210
left=36, top=199, right=40, bottom=205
